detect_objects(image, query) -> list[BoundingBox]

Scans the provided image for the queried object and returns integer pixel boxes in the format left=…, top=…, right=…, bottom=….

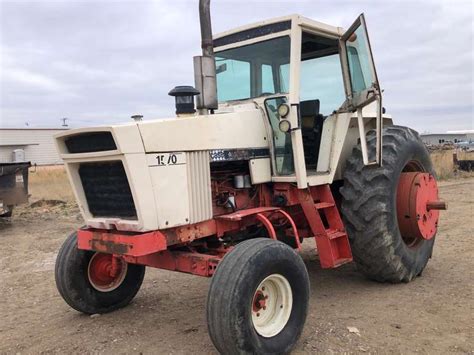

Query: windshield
left=215, top=36, right=291, bottom=102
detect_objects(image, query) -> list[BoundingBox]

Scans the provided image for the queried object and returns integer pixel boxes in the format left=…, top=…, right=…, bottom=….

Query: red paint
left=256, top=213, right=277, bottom=240
left=397, top=172, right=444, bottom=242
left=216, top=206, right=280, bottom=221
left=272, top=209, right=301, bottom=250
left=88, top=253, right=126, bottom=290
left=210, top=177, right=273, bottom=217
left=76, top=182, right=354, bottom=274
left=123, top=249, right=225, bottom=277
left=252, top=290, right=266, bottom=312
left=298, top=186, right=352, bottom=268
left=164, top=220, right=217, bottom=245
left=77, top=229, right=167, bottom=256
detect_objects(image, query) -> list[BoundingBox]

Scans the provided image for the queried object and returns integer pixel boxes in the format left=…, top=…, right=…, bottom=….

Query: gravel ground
left=0, top=178, right=473, bottom=354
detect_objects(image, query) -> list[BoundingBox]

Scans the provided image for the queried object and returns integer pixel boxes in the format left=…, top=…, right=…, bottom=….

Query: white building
left=420, top=131, right=474, bottom=146
left=0, top=128, right=69, bottom=165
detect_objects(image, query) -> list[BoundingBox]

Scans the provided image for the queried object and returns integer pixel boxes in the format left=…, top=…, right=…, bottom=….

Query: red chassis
left=77, top=183, right=353, bottom=279
left=77, top=174, right=445, bottom=280
left=77, top=206, right=303, bottom=278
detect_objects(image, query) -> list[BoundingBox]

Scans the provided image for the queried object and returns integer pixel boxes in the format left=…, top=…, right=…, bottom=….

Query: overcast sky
left=0, top=0, right=472, bottom=133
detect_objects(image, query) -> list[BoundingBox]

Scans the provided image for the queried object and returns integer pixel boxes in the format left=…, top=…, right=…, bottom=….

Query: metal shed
left=420, top=132, right=474, bottom=146
left=0, top=128, right=69, bottom=165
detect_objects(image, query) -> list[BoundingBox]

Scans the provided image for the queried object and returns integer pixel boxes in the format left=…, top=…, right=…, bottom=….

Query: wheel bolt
left=263, top=306, right=266, bottom=310
left=262, top=287, right=265, bottom=291
left=256, top=313, right=260, bottom=317
left=280, top=305, right=283, bottom=309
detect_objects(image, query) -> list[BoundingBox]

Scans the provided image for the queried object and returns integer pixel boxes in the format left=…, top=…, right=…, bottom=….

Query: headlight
left=279, top=119, right=291, bottom=133
left=277, top=103, right=290, bottom=118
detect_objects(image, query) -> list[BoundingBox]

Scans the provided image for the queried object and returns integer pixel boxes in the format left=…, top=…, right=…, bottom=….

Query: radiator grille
left=65, top=132, right=117, bottom=153
left=186, top=151, right=212, bottom=223
left=79, top=161, right=137, bottom=219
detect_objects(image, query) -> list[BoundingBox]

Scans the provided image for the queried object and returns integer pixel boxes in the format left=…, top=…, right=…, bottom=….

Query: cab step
left=314, top=202, right=335, bottom=210
left=326, top=229, right=347, bottom=240
left=298, top=185, right=353, bottom=269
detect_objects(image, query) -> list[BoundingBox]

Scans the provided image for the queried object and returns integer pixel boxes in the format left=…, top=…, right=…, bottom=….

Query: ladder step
left=297, top=185, right=353, bottom=269
left=326, top=229, right=346, bottom=240
left=314, top=202, right=335, bottom=210
left=332, top=258, right=353, bottom=267
left=315, top=230, right=353, bottom=269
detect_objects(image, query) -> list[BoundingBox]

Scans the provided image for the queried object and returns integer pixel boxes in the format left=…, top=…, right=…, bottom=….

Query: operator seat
left=300, top=99, right=324, bottom=170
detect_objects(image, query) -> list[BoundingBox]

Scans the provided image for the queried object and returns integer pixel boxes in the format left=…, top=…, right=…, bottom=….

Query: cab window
left=300, top=32, right=345, bottom=116
left=215, top=58, right=250, bottom=101
left=261, top=64, right=275, bottom=94
left=215, top=36, right=290, bottom=101
left=346, top=25, right=376, bottom=94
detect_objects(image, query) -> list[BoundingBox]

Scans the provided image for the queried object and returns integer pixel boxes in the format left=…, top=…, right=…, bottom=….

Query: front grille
left=79, top=161, right=137, bottom=219
left=65, top=132, right=117, bottom=153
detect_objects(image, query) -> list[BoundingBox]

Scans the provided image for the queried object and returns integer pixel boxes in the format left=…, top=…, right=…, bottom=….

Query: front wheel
left=55, top=232, right=145, bottom=314
left=206, top=238, right=309, bottom=354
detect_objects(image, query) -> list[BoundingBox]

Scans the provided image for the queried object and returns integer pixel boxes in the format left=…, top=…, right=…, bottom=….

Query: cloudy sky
left=0, top=0, right=472, bottom=133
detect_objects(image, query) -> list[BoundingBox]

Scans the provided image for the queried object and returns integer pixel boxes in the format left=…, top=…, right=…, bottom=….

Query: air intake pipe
left=194, top=0, right=218, bottom=113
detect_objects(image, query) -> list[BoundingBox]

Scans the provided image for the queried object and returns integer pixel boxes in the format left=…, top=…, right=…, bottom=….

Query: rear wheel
left=55, top=232, right=145, bottom=314
left=341, top=126, right=440, bottom=283
left=207, top=238, right=309, bottom=354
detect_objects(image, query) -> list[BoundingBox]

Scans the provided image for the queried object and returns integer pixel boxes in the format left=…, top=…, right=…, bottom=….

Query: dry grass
left=430, top=150, right=455, bottom=180
left=28, top=165, right=74, bottom=202
left=429, top=149, right=474, bottom=180
left=456, top=150, right=474, bottom=161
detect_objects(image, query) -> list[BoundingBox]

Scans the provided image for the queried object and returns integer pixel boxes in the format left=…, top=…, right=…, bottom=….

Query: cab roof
left=213, top=14, right=344, bottom=49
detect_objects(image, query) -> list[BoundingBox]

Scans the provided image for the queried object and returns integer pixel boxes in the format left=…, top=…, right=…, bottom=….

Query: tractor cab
left=213, top=14, right=383, bottom=188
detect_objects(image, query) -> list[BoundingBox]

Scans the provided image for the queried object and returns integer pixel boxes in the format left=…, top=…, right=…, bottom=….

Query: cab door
left=340, top=14, right=383, bottom=165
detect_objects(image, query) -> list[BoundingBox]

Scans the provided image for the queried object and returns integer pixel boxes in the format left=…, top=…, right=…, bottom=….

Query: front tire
left=341, top=125, right=436, bottom=283
left=207, top=238, right=309, bottom=354
left=55, top=232, right=145, bottom=314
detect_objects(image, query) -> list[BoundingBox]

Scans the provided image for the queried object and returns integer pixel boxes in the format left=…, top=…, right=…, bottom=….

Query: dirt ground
left=1, top=178, right=473, bottom=354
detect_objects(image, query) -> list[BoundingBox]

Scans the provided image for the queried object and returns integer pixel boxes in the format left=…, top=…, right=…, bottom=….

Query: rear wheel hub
left=396, top=172, right=446, bottom=246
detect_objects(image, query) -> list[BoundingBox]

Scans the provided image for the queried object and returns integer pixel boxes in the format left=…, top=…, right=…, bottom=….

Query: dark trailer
left=0, top=162, right=31, bottom=217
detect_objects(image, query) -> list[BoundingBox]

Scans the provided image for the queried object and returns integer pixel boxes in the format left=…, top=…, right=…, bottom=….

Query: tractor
left=54, top=1, right=446, bottom=353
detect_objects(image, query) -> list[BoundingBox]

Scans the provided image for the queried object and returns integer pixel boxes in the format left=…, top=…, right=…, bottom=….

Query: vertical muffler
left=194, top=0, right=218, bottom=113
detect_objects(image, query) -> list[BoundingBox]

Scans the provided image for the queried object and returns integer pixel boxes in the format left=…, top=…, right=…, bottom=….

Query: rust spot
left=162, top=230, right=181, bottom=246
left=90, top=239, right=130, bottom=255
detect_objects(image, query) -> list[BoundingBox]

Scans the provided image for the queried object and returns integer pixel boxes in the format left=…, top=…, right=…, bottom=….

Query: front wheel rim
left=87, top=253, right=128, bottom=292
left=251, top=273, right=293, bottom=338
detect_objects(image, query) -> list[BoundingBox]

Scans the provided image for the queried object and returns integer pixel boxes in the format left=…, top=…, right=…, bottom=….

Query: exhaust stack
left=194, top=0, right=218, bottom=113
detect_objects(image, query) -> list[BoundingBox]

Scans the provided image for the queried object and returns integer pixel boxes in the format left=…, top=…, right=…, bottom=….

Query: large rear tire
left=207, top=238, right=309, bottom=354
left=341, top=125, right=436, bottom=283
left=55, top=232, right=145, bottom=314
